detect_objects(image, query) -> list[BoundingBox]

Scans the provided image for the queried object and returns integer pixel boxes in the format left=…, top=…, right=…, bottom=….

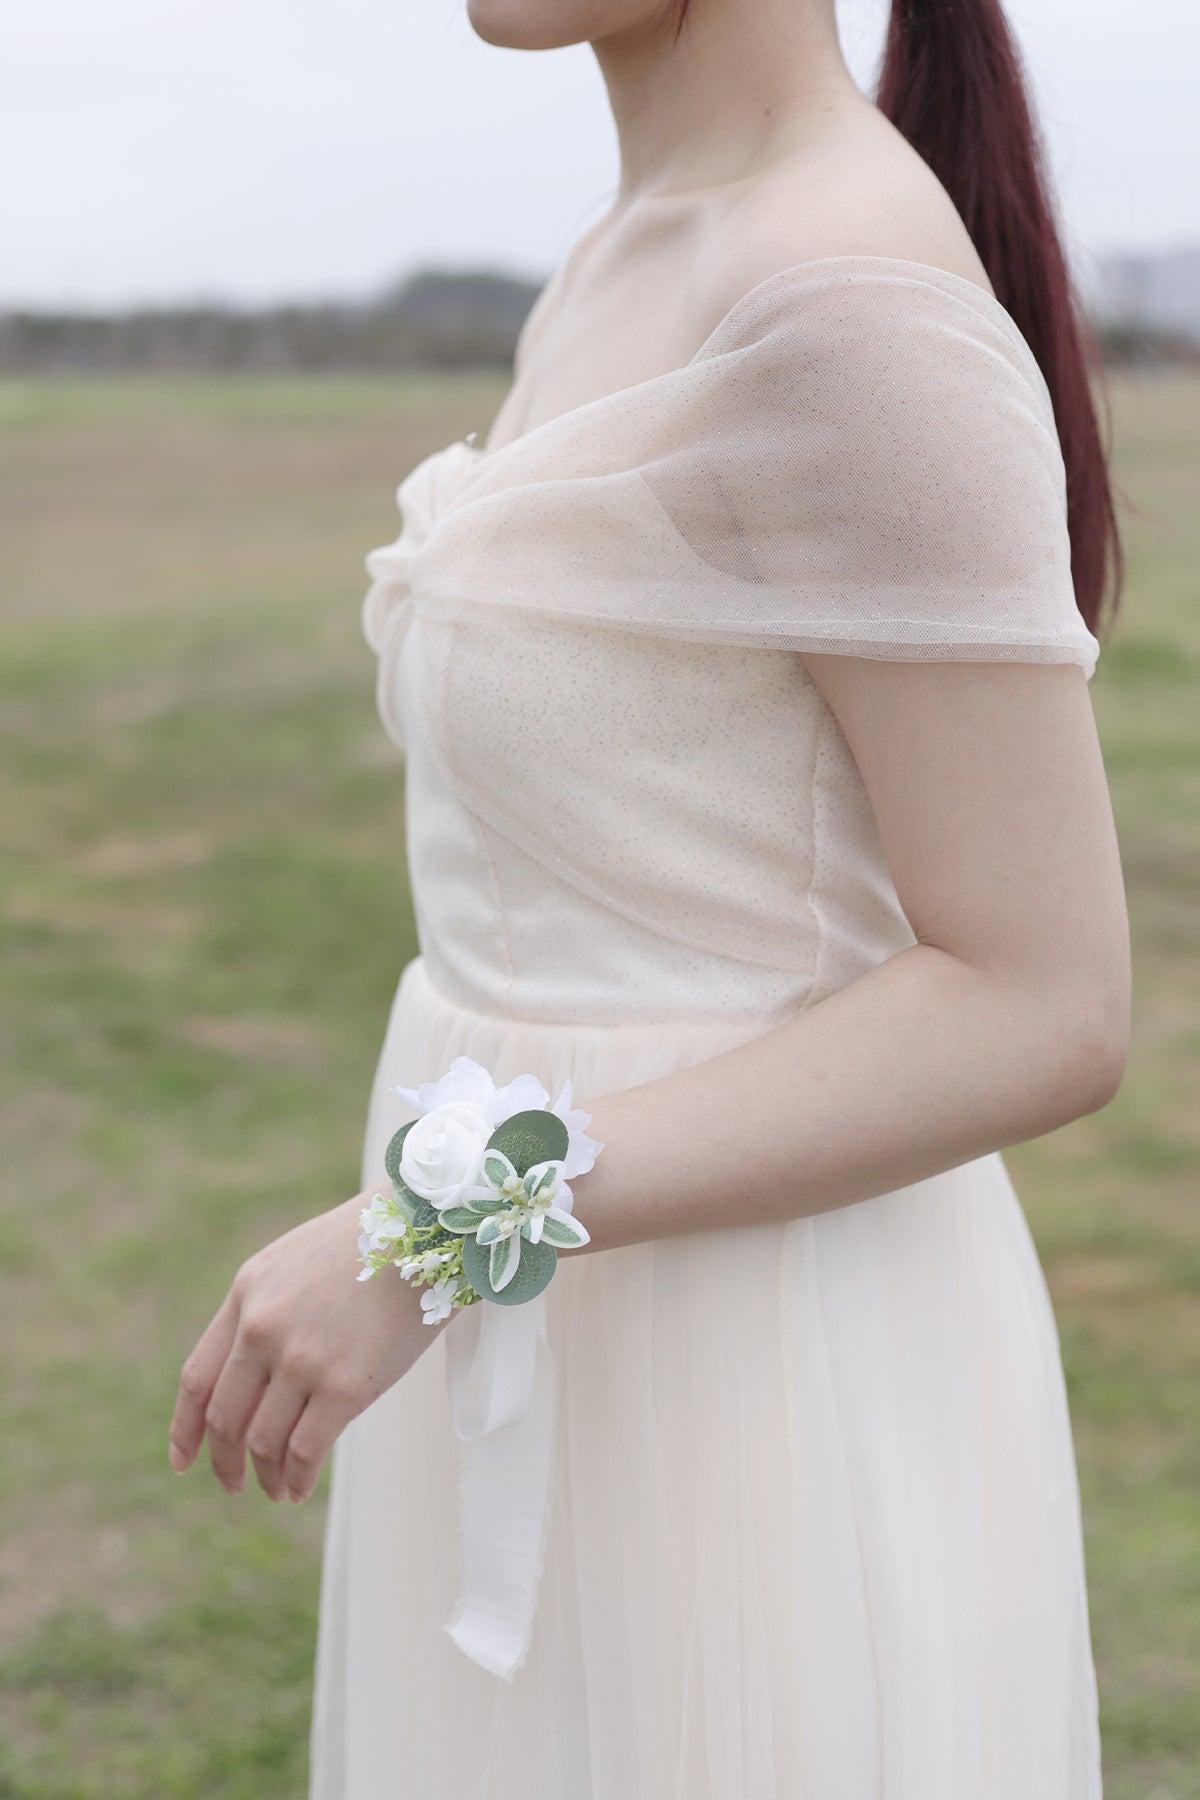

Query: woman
left=169, top=0, right=1129, bottom=1793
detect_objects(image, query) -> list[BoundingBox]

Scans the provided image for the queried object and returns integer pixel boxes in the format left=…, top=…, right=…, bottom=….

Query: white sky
left=1, top=0, right=1195, bottom=309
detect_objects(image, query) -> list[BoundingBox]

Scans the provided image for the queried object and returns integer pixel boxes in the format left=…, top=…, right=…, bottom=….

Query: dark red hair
left=676, top=0, right=1122, bottom=633
left=878, top=0, right=1120, bottom=630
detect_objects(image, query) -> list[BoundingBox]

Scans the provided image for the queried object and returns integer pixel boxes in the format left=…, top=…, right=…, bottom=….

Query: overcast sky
left=1, top=0, right=1194, bottom=309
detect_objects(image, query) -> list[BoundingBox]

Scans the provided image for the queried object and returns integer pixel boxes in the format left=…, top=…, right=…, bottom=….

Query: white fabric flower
left=393, top=1056, right=522, bottom=1124
left=420, top=1276, right=461, bottom=1325
left=550, top=1079, right=604, bottom=1179
left=399, top=1100, right=493, bottom=1208
left=488, top=1071, right=551, bottom=1120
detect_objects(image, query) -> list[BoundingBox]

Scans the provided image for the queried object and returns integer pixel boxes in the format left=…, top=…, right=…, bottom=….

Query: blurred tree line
left=1, top=264, right=1196, bottom=374
left=0, top=269, right=540, bottom=374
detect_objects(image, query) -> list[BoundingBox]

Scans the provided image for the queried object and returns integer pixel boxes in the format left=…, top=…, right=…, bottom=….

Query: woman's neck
left=593, top=1, right=859, bottom=203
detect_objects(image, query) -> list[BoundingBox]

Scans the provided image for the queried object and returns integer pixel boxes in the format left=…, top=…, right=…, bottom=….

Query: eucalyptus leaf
left=408, top=1196, right=441, bottom=1231
left=486, top=1110, right=568, bottom=1178
left=463, top=1234, right=558, bottom=1307
left=391, top=1182, right=420, bottom=1225
left=384, top=1122, right=413, bottom=1189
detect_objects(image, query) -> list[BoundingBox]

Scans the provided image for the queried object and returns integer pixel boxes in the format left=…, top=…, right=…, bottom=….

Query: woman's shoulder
left=690, top=112, right=992, bottom=343
left=677, top=133, right=1060, bottom=430
left=520, top=108, right=992, bottom=383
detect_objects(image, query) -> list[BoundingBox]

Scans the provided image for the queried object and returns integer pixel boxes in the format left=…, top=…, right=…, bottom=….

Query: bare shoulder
left=692, top=101, right=992, bottom=336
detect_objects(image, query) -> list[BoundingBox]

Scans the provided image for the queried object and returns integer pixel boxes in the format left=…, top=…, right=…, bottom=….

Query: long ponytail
left=877, top=0, right=1120, bottom=631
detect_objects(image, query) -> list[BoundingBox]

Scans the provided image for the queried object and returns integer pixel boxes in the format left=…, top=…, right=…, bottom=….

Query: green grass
left=2, top=371, right=1198, bottom=1796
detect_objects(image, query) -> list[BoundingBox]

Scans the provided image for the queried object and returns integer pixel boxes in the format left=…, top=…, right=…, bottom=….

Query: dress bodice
left=396, top=597, right=913, bottom=1024
left=362, top=258, right=1100, bottom=1028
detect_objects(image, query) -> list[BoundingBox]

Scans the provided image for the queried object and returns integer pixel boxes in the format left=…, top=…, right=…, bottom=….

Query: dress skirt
left=309, top=955, right=1102, bottom=1799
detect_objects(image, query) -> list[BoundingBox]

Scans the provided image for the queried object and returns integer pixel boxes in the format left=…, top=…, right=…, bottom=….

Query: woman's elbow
left=1074, top=1007, right=1130, bottom=1115
left=1051, top=976, right=1131, bottom=1121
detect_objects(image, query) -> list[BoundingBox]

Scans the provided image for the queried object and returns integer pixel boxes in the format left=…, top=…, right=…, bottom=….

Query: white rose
left=398, top=1100, right=493, bottom=1209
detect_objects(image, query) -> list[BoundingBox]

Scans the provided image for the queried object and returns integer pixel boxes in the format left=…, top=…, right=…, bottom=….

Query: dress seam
left=404, top=953, right=788, bottom=1040
left=471, top=812, right=518, bottom=1019
left=422, top=705, right=818, bottom=981
left=801, top=687, right=831, bottom=1005
left=439, top=617, right=519, bottom=1018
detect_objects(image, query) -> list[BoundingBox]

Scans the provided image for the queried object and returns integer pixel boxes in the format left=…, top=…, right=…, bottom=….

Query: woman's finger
left=168, top=1291, right=239, bottom=1473
left=283, top=1387, right=359, bottom=1503
left=246, top=1374, right=311, bottom=1501
left=204, top=1340, right=270, bottom=1494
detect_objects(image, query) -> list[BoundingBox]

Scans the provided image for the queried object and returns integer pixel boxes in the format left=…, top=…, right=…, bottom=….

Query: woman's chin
left=466, top=0, right=587, bottom=50
left=466, top=0, right=652, bottom=51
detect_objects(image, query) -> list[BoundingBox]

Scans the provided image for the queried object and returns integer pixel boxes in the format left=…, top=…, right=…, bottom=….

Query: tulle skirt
left=309, top=956, right=1102, bottom=1798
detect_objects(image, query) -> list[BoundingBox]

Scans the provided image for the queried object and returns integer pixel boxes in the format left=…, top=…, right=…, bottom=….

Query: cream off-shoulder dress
left=309, top=258, right=1104, bottom=1800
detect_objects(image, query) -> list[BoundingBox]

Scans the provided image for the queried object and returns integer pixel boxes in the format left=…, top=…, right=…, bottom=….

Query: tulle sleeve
left=401, top=259, right=1101, bottom=679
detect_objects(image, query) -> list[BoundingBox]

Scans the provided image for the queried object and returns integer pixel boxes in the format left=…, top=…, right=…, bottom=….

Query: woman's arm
left=578, top=656, right=1130, bottom=1252
left=169, top=656, right=1128, bottom=1499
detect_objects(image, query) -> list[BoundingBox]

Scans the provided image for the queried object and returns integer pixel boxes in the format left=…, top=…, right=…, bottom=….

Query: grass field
left=2, top=371, right=1197, bottom=1797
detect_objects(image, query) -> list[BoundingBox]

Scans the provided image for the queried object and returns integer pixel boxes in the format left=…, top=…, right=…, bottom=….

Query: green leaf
left=407, top=1196, right=441, bottom=1231
left=385, top=1124, right=439, bottom=1224
left=464, top=1190, right=507, bottom=1215
left=391, top=1182, right=420, bottom=1224
left=480, top=1149, right=517, bottom=1189
left=436, top=1206, right=481, bottom=1234
left=475, top=1215, right=507, bottom=1246
left=539, top=1211, right=589, bottom=1249
left=525, top=1161, right=561, bottom=1200
left=490, top=1232, right=521, bottom=1291
left=486, top=1110, right=568, bottom=1178
left=462, top=1234, right=557, bottom=1307
left=384, top=1122, right=413, bottom=1189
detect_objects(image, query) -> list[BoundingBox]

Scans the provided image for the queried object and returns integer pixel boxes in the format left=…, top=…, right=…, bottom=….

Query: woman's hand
left=168, top=1193, right=446, bottom=1502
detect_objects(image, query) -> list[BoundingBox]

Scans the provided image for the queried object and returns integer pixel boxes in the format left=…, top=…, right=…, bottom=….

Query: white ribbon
left=442, top=1293, right=557, bottom=1680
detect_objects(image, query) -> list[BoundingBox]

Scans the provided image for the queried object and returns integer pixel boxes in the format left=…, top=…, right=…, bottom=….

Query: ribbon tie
left=442, top=1293, right=558, bottom=1679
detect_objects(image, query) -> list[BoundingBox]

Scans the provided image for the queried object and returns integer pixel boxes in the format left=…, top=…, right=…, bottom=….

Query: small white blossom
left=359, top=1193, right=406, bottom=1254
left=397, top=1248, right=453, bottom=1280
left=420, top=1276, right=461, bottom=1324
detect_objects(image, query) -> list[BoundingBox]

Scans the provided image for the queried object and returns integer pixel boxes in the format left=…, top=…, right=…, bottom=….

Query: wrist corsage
left=357, top=1056, right=603, bottom=1320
